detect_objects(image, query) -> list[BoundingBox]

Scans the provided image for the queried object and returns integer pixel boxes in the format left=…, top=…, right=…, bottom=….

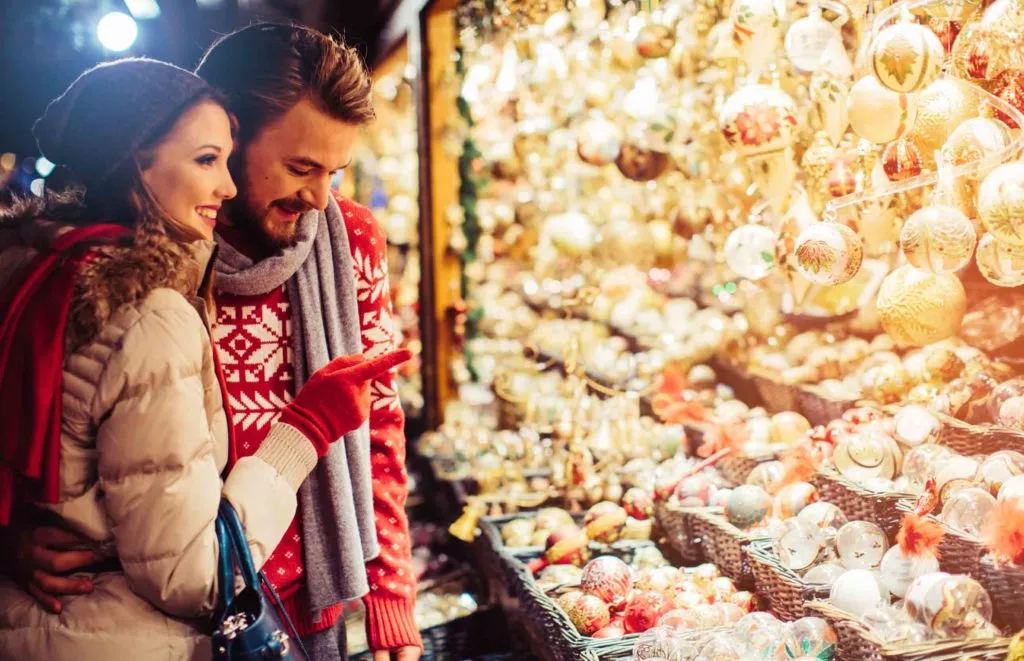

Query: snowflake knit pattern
left=212, top=195, right=419, bottom=648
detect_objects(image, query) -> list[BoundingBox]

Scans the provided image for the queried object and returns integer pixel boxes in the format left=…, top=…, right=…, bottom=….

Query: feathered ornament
left=772, top=444, right=817, bottom=495
left=651, top=364, right=707, bottom=425
left=897, top=479, right=944, bottom=559
left=981, top=499, right=1024, bottom=566
left=697, top=417, right=747, bottom=458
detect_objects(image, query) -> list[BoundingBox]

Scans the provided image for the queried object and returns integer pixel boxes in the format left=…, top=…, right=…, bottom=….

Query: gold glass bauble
left=976, top=233, right=1024, bottom=286
left=595, top=218, right=657, bottom=271
left=719, top=84, right=799, bottom=156
left=870, top=22, right=945, bottom=93
left=905, top=77, right=979, bottom=154
left=899, top=204, right=978, bottom=273
left=882, top=138, right=924, bottom=182
left=636, top=22, right=676, bottom=58
left=876, top=265, right=967, bottom=346
left=848, top=75, right=919, bottom=144
left=951, top=5, right=1024, bottom=82
left=940, top=117, right=1012, bottom=179
left=792, top=221, right=864, bottom=285
left=978, top=161, right=1024, bottom=245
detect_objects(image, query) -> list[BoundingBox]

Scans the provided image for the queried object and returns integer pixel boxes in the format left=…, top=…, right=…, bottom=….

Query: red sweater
left=212, top=196, right=420, bottom=650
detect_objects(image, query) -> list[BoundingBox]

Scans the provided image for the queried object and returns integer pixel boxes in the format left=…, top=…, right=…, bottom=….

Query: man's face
left=225, top=98, right=357, bottom=250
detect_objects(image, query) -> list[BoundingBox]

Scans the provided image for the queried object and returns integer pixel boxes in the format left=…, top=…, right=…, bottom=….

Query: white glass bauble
left=893, top=405, right=942, bottom=447
left=831, top=569, right=885, bottom=617
left=976, top=233, right=1024, bottom=287
left=792, top=222, right=864, bottom=285
left=941, top=487, right=997, bottom=536
left=804, top=562, right=846, bottom=588
left=998, top=474, right=1024, bottom=503
left=899, top=205, right=978, bottom=274
left=773, top=517, right=827, bottom=571
left=784, top=617, right=838, bottom=661
left=848, top=76, right=918, bottom=144
left=836, top=521, right=889, bottom=569
left=878, top=545, right=940, bottom=598
left=724, top=224, right=778, bottom=280
left=785, top=8, right=842, bottom=72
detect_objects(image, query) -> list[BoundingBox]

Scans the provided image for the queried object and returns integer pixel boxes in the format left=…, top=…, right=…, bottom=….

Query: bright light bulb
left=35, top=157, right=55, bottom=177
left=97, top=12, right=138, bottom=52
left=124, top=0, right=160, bottom=19
left=30, top=179, right=45, bottom=197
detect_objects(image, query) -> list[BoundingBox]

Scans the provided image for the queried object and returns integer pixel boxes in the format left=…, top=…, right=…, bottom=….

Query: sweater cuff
left=253, top=422, right=318, bottom=491
left=363, top=594, right=422, bottom=651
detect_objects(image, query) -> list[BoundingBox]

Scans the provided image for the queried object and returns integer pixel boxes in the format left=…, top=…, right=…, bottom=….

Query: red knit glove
left=277, top=349, right=412, bottom=457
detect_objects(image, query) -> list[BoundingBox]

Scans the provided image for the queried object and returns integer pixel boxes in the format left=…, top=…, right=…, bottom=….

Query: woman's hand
left=6, top=524, right=100, bottom=613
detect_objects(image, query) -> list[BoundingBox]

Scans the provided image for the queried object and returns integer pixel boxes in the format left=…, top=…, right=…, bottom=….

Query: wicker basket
left=709, top=356, right=763, bottom=407
left=806, top=601, right=1009, bottom=661
left=654, top=500, right=706, bottom=565
left=794, top=385, right=858, bottom=427
left=718, top=451, right=778, bottom=486
left=977, top=554, right=1024, bottom=633
left=746, top=539, right=830, bottom=622
left=687, top=507, right=761, bottom=590
left=893, top=500, right=986, bottom=580
left=812, top=469, right=908, bottom=540
left=937, top=412, right=1024, bottom=456
left=752, top=373, right=799, bottom=414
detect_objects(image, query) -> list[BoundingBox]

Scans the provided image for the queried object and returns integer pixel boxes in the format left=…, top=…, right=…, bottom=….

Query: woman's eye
left=196, top=154, right=218, bottom=166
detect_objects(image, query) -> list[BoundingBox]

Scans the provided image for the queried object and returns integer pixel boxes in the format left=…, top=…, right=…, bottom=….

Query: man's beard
left=223, top=193, right=301, bottom=253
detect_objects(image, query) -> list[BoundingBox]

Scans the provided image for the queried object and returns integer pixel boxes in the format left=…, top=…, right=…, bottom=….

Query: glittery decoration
left=870, top=22, right=944, bottom=93
left=876, top=265, right=967, bottom=346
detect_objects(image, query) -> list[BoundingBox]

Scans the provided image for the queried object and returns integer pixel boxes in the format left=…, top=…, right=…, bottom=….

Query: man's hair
left=195, top=23, right=375, bottom=141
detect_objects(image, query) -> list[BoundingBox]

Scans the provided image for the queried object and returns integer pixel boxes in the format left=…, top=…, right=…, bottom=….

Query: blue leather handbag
left=212, top=500, right=309, bottom=660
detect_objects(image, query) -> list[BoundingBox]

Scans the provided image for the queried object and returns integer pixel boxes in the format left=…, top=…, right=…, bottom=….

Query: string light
left=30, top=179, right=45, bottom=197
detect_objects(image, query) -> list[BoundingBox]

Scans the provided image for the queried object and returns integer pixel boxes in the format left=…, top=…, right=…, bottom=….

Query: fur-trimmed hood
left=0, top=208, right=216, bottom=351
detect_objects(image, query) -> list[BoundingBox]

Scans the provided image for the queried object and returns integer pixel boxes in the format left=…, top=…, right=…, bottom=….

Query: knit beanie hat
left=33, top=58, right=215, bottom=188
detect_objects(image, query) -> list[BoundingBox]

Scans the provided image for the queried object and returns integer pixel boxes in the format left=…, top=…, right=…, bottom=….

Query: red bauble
left=828, top=158, right=857, bottom=198
left=673, top=475, right=712, bottom=505
left=624, top=590, right=671, bottom=633
left=622, top=487, right=654, bottom=520
left=990, top=70, right=1024, bottom=129
left=584, top=501, right=628, bottom=544
left=545, top=524, right=591, bottom=566
left=882, top=138, right=923, bottom=182
left=580, top=556, right=634, bottom=608
left=564, top=593, right=611, bottom=636
left=592, top=623, right=625, bottom=639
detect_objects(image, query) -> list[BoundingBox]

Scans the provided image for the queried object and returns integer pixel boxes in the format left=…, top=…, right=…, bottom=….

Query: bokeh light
left=35, top=157, right=55, bottom=177
left=97, top=12, right=138, bottom=52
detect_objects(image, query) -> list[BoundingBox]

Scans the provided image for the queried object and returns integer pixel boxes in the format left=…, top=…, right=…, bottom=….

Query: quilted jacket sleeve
left=90, top=290, right=316, bottom=618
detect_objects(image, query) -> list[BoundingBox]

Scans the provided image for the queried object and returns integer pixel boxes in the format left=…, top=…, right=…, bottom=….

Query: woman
left=0, top=58, right=407, bottom=660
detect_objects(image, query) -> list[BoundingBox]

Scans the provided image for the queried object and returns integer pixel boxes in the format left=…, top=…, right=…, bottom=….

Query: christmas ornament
left=576, top=116, right=622, bottom=166
left=616, top=141, right=671, bottom=181
left=827, top=157, right=858, bottom=197
left=909, top=573, right=995, bottom=637
left=879, top=509, right=944, bottom=598
left=792, top=221, right=864, bottom=285
left=976, top=233, right=1024, bottom=286
left=941, top=487, right=997, bottom=536
left=720, top=85, right=798, bottom=157
left=811, top=73, right=850, bottom=147
left=799, top=501, right=849, bottom=532
left=836, top=521, right=889, bottom=569
left=581, top=556, right=634, bottom=608
left=834, top=432, right=898, bottom=481
left=623, top=487, right=654, bottom=520
left=848, top=75, right=918, bottom=144
left=544, top=211, right=597, bottom=257
left=906, top=77, right=979, bottom=154
left=624, top=590, right=672, bottom=634
left=725, top=484, right=772, bottom=529
left=882, top=138, right=924, bottom=182
left=784, top=617, right=838, bottom=660
left=978, top=162, right=1024, bottom=246
left=876, top=265, right=967, bottom=346
left=528, top=524, right=592, bottom=573
left=831, top=569, right=886, bottom=617
left=870, top=22, right=945, bottom=93
left=729, top=0, right=785, bottom=74
left=566, top=592, right=612, bottom=635
left=536, top=507, right=576, bottom=532
left=999, top=395, right=1024, bottom=430
left=724, top=224, right=778, bottom=280
left=659, top=608, right=699, bottom=630
left=635, top=567, right=675, bottom=593
left=774, top=516, right=828, bottom=571
left=773, top=482, right=819, bottom=519
left=941, top=117, right=1012, bottom=178
left=635, top=22, right=675, bottom=59
left=977, top=451, right=1024, bottom=495
left=899, top=204, right=977, bottom=273
left=785, top=6, right=843, bottom=72
left=805, top=562, right=846, bottom=587
left=893, top=405, right=942, bottom=447
left=987, top=69, right=1024, bottom=128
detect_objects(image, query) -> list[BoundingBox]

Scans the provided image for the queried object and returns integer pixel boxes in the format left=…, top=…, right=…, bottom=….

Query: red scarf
left=0, top=224, right=129, bottom=525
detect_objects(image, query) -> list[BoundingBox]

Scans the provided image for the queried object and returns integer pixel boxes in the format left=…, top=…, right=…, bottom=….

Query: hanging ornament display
left=848, top=75, right=918, bottom=144
left=810, top=72, right=850, bottom=147
left=785, top=5, right=844, bottom=72
left=870, top=22, right=945, bottom=93
left=905, top=77, right=979, bottom=155
left=729, top=0, right=785, bottom=75
left=792, top=222, right=864, bottom=285
left=720, top=85, right=799, bottom=157
left=975, top=233, right=1024, bottom=287
left=987, top=70, right=1024, bottom=128
left=940, top=117, right=1013, bottom=178
left=724, top=224, right=779, bottom=280
left=576, top=115, right=623, bottom=166
left=882, top=137, right=924, bottom=182
left=899, top=204, right=978, bottom=273
left=978, top=161, right=1024, bottom=245
left=876, top=265, right=967, bottom=346
left=636, top=22, right=676, bottom=59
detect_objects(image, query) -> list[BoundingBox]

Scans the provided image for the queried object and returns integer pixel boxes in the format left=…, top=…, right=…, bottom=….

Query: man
left=8, top=24, right=421, bottom=661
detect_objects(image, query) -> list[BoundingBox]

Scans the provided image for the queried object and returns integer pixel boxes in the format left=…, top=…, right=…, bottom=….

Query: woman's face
left=141, top=99, right=237, bottom=241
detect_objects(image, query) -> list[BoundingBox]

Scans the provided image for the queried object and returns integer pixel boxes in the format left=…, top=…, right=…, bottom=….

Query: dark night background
left=0, top=0, right=402, bottom=190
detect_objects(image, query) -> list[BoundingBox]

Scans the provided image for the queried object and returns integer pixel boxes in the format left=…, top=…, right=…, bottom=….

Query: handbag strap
left=215, top=513, right=234, bottom=612
left=217, top=499, right=311, bottom=659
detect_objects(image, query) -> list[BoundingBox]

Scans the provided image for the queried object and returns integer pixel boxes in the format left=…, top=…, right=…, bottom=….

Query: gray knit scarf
left=214, top=195, right=379, bottom=617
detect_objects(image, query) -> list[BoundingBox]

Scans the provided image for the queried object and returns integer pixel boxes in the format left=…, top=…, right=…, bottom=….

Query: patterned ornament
left=810, top=72, right=850, bottom=147
left=576, top=116, right=622, bottom=166
left=535, top=523, right=592, bottom=572
left=827, top=157, right=857, bottom=197
left=720, top=84, right=799, bottom=157
left=725, top=484, right=772, bottom=529
left=784, top=617, right=838, bottom=660
left=976, top=233, right=1024, bottom=286
left=565, top=593, right=612, bottom=635
left=905, top=77, right=979, bottom=154
left=729, top=0, right=785, bottom=74
left=535, top=507, right=575, bottom=532
left=986, top=70, right=1024, bottom=128
left=941, top=117, right=1012, bottom=179
left=870, top=22, right=945, bottom=93
left=876, top=264, right=967, bottom=346
left=581, top=556, right=634, bottom=608
left=978, top=161, right=1024, bottom=245
left=636, top=22, right=675, bottom=58
left=622, top=487, right=654, bottom=520
left=773, top=482, right=819, bottom=519
left=724, top=224, right=778, bottom=280
left=792, top=222, right=864, bottom=285
left=899, top=204, right=978, bottom=273
left=785, top=7, right=843, bottom=72
left=584, top=501, right=628, bottom=543
left=624, top=590, right=672, bottom=633
left=882, top=138, right=924, bottom=182
left=848, top=75, right=918, bottom=144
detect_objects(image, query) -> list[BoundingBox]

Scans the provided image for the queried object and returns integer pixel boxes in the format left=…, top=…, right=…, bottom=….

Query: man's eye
left=288, top=166, right=311, bottom=176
